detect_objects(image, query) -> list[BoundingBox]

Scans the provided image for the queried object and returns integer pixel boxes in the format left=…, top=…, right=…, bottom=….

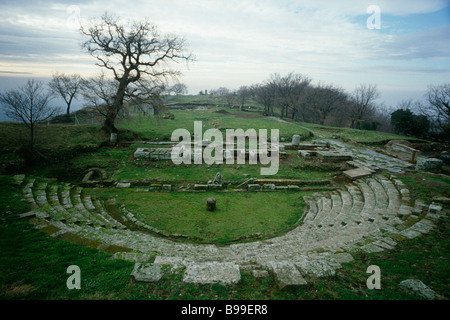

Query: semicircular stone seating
left=14, top=173, right=446, bottom=288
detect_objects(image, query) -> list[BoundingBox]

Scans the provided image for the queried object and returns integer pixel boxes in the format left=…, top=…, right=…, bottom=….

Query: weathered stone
left=343, top=168, right=372, bottom=180
left=317, top=150, right=353, bottom=162
left=288, top=185, right=300, bottom=191
left=295, top=260, right=336, bottom=278
left=206, top=197, right=216, bottom=211
left=431, top=197, right=450, bottom=204
left=134, top=147, right=173, bottom=161
left=134, top=148, right=150, bottom=159
left=162, top=184, right=172, bottom=191
left=400, top=228, right=421, bottom=239
left=330, top=253, right=354, bottom=264
left=148, top=184, right=162, bottom=190
left=415, top=158, right=443, bottom=173
left=360, top=243, right=385, bottom=253
left=263, top=184, right=276, bottom=191
left=113, top=252, right=153, bottom=262
left=248, top=184, right=261, bottom=191
left=130, top=263, right=164, bottom=282
left=298, top=150, right=312, bottom=159
left=429, top=203, right=443, bottom=213
left=291, top=135, right=301, bottom=146
left=194, top=184, right=208, bottom=191
left=13, top=174, right=26, bottom=186
left=253, top=270, right=270, bottom=280
left=116, top=182, right=131, bottom=188
left=207, top=183, right=222, bottom=190
left=212, top=172, right=223, bottom=184
left=110, top=133, right=118, bottom=143
left=399, top=279, right=443, bottom=300
left=183, top=262, right=241, bottom=286
left=270, top=261, right=307, bottom=289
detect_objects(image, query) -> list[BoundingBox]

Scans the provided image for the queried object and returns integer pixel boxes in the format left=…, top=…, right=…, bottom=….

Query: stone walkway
left=14, top=173, right=446, bottom=288
left=270, top=117, right=413, bottom=173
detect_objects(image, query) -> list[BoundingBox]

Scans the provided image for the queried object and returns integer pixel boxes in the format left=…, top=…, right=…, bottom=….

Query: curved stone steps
left=15, top=174, right=447, bottom=284
left=22, top=179, right=127, bottom=229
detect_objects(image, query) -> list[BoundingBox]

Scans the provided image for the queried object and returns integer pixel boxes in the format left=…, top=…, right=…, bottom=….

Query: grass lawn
left=0, top=102, right=448, bottom=302
left=116, top=107, right=312, bottom=141
left=1, top=174, right=448, bottom=300
left=87, top=189, right=306, bottom=244
left=297, top=121, right=426, bottom=143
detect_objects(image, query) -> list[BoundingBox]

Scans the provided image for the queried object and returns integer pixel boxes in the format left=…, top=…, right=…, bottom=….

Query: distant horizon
left=1, top=0, right=449, bottom=121
left=0, top=73, right=433, bottom=122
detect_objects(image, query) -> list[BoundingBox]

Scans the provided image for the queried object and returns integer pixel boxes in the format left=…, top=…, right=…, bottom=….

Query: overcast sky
left=0, top=0, right=449, bottom=117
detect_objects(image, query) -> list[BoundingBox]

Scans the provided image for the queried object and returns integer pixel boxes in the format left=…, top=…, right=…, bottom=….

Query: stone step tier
left=13, top=174, right=447, bottom=289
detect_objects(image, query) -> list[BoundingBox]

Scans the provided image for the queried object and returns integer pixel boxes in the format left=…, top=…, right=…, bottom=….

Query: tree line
left=0, top=11, right=449, bottom=160
left=209, top=75, right=449, bottom=141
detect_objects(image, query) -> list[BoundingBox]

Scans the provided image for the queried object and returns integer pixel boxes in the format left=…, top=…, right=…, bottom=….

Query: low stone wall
left=389, top=143, right=419, bottom=163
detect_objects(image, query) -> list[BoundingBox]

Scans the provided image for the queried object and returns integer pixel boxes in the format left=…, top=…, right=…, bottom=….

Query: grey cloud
left=373, top=26, right=450, bottom=60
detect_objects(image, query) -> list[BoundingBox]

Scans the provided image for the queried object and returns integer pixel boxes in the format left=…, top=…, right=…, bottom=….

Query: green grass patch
left=297, top=121, right=425, bottom=143
left=87, top=189, right=306, bottom=244
left=398, top=172, right=450, bottom=202
left=117, top=107, right=311, bottom=141
left=0, top=173, right=448, bottom=300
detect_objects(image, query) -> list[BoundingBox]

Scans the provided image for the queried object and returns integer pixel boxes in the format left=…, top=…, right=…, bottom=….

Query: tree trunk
left=102, top=81, right=127, bottom=134
left=102, top=112, right=118, bottom=134
left=29, top=124, right=35, bottom=149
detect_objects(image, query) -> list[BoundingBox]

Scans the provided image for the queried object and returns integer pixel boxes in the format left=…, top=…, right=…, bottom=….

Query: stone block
left=248, top=184, right=261, bottom=191
left=263, top=184, right=276, bottom=191
left=13, top=174, right=26, bottom=186
left=295, top=260, right=336, bottom=278
left=207, top=183, right=222, bottom=190
left=343, top=168, right=372, bottom=180
left=183, top=262, right=241, bottom=286
left=270, top=261, right=307, bottom=289
left=400, top=279, right=443, bottom=300
left=130, top=263, right=164, bottom=282
left=291, top=135, right=301, bottom=146
left=116, top=182, right=131, bottom=188
left=206, top=197, right=216, bottom=211
left=415, top=158, right=443, bottom=173
left=194, top=184, right=208, bottom=191
left=134, top=148, right=150, bottom=159
left=317, top=150, right=353, bottom=162
left=148, top=184, right=162, bottom=190
left=253, top=270, right=270, bottom=280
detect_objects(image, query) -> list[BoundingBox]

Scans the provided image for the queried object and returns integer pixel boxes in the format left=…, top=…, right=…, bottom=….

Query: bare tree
left=349, top=84, right=379, bottom=128
left=254, top=82, right=277, bottom=116
left=237, top=85, right=251, bottom=109
left=269, top=73, right=311, bottom=119
left=81, top=73, right=166, bottom=120
left=80, top=12, right=194, bottom=134
left=303, top=83, right=347, bottom=125
left=214, top=87, right=231, bottom=96
left=170, top=83, right=188, bottom=96
left=48, top=72, right=82, bottom=119
left=423, top=83, right=450, bottom=132
left=0, top=79, right=59, bottom=149
left=80, top=73, right=119, bottom=119
left=224, top=90, right=237, bottom=108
